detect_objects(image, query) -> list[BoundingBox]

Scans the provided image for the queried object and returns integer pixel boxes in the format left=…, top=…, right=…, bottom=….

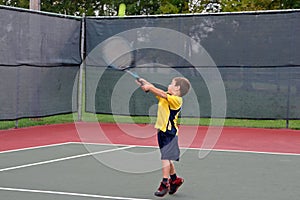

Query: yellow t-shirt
left=155, top=93, right=182, bottom=134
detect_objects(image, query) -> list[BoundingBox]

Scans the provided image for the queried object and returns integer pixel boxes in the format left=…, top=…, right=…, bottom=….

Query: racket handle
left=137, top=78, right=149, bottom=93
left=137, top=78, right=143, bottom=85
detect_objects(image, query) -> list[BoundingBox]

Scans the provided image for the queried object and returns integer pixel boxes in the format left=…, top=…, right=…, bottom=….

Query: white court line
left=0, top=146, right=133, bottom=173
left=1, top=141, right=299, bottom=157
left=195, top=148, right=300, bottom=156
left=3, top=141, right=300, bottom=156
left=70, top=142, right=300, bottom=156
left=0, top=142, right=73, bottom=154
left=0, top=187, right=153, bottom=200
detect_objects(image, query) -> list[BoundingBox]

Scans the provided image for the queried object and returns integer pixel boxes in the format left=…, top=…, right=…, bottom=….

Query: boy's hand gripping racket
left=101, top=36, right=144, bottom=85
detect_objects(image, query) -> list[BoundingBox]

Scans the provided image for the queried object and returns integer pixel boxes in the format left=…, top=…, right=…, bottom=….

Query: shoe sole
left=154, top=190, right=169, bottom=197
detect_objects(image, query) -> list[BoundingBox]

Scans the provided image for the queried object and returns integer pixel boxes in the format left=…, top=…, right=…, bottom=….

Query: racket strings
left=101, top=37, right=133, bottom=70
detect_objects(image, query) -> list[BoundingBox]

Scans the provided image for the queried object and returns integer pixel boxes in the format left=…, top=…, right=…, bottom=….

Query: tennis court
left=1, top=123, right=300, bottom=200
left=1, top=6, right=300, bottom=200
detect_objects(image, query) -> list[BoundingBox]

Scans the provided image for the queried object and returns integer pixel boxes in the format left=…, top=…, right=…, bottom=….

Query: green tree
left=220, top=0, right=300, bottom=12
left=158, top=0, right=190, bottom=14
left=40, top=0, right=102, bottom=16
left=190, top=0, right=300, bottom=13
left=1, top=0, right=29, bottom=8
left=1, top=0, right=300, bottom=16
left=268, top=0, right=300, bottom=9
left=116, top=0, right=162, bottom=15
left=0, top=0, right=189, bottom=16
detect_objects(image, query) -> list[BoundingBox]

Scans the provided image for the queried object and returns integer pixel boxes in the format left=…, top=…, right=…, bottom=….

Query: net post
left=77, top=14, right=85, bottom=122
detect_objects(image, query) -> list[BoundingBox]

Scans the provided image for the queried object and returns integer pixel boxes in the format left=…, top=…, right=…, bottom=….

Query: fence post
left=29, top=0, right=40, bottom=10
left=286, top=70, right=291, bottom=128
left=15, top=120, right=18, bottom=129
left=77, top=14, right=85, bottom=121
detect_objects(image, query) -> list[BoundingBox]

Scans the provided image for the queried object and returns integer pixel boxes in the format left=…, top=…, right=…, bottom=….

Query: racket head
left=101, top=36, right=133, bottom=71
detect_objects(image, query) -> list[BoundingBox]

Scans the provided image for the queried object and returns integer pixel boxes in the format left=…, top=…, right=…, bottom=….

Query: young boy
left=136, top=77, right=191, bottom=197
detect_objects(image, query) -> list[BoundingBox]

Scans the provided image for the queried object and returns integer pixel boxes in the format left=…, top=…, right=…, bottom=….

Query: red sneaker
left=154, top=181, right=170, bottom=197
left=169, top=177, right=184, bottom=195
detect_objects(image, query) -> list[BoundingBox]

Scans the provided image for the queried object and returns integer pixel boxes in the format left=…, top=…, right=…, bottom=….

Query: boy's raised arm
left=136, top=79, right=167, bottom=99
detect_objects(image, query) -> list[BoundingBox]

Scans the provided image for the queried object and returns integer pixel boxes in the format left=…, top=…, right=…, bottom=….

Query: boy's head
left=168, top=77, right=191, bottom=97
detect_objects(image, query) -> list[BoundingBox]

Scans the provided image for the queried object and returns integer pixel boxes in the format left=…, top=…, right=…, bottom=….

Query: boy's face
left=168, top=79, right=180, bottom=95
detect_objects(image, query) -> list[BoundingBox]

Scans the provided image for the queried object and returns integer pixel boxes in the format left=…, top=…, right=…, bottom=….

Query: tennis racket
left=101, top=36, right=144, bottom=85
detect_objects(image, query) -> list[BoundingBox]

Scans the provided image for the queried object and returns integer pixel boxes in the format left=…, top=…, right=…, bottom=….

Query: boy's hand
left=136, top=78, right=151, bottom=92
left=136, top=78, right=167, bottom=98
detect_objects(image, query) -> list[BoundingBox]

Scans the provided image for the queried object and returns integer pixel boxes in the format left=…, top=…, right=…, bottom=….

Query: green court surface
left=0, top=143, right=300, bottom=200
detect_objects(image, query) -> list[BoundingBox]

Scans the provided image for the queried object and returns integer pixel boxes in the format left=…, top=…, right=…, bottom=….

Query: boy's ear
left=175, top=85, right=181, bottom=92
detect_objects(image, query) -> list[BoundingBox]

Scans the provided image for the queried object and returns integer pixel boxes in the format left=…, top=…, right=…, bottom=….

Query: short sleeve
left=166, top=94, right=182, bottom=110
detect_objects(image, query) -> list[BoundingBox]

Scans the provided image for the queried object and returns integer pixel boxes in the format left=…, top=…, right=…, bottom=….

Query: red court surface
left=1, top=122, right=300, bottom=154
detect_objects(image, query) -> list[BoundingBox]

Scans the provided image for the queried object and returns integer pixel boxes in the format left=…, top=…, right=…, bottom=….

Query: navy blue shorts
left=157, top=130, right=180, bottom=161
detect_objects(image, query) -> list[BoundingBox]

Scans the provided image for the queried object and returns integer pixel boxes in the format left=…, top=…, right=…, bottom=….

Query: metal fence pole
left=286, top=70, right=291, bottom=128
left=29, top=0, right=40, bottom=10
left=15, top=120, right=18, bottom=129
left=77, top=14, right=85, bottom=121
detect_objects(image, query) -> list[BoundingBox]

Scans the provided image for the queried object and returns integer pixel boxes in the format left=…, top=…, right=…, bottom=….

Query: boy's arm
left=136, top=79, right=167, bottom=99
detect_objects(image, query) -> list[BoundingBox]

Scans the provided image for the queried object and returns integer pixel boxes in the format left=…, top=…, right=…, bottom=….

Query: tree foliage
left=219, top=0, right=300, bottom=12
left=0, top=0, right=300, bottom=16
left=1, top=0, right=29, bottom=8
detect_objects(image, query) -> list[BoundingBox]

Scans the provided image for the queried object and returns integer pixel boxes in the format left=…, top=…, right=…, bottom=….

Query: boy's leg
left=162, top=160, right=171, bottom=179
left=154, top=160, right=170, bottom=197
left=169, top=160, right=176, bottom=175
left=169, top=160, right=184, bottom=195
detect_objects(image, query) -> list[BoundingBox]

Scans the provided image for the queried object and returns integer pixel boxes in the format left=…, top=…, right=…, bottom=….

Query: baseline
left=0, top=187, right=154, bottom=200
left=71, top=142, right=300, bottom=156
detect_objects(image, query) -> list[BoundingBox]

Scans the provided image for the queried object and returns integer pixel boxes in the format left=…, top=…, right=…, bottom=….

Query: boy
left=136, top=77, right=191, bottom=197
